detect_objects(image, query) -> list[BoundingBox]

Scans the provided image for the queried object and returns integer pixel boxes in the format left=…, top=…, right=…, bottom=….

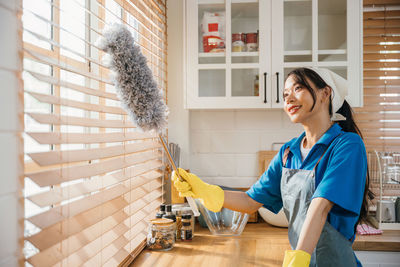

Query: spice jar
left=254, top=75, right=259, bottom=96
left=175, top=210, right=182, bottom=241
left=181, top=207, right=195, bottom=234
left=232, top=33, right=246, bottom=52
left=245, top=32, right=258, bottom=52
left=147, top=218, right=175, bottom=251
left=155, top=204, right=166, bottom=218
left=181, top=214, right=193, bottom=241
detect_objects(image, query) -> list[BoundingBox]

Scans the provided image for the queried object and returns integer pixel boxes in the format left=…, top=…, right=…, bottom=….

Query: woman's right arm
left=223, top=190, right=263, bottom=214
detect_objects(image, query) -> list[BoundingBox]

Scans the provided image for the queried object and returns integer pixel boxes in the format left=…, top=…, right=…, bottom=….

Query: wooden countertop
left=131, top=222, right=400, bottom=267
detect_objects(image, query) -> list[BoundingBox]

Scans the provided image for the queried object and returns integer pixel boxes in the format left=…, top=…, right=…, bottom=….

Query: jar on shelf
left=254, top=74, right=259, bottom=96
left=245, top=32, right=258, bottom=52
left=232, top=33, right=246, bottom=52
left=146, top=218, right=175, bottom=251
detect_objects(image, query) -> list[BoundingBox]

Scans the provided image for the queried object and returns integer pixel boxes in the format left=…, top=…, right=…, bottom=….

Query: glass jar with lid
left=146, top=218, right=175, bottom=251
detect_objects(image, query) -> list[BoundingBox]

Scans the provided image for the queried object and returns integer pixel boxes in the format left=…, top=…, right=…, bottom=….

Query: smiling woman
left=173, top=67, right=371, bottom=267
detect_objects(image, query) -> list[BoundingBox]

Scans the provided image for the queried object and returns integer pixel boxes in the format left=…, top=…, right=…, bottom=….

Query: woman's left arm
left=296, top=197, right=334, bottom=254
left=282, top=197, right=334, bottom=267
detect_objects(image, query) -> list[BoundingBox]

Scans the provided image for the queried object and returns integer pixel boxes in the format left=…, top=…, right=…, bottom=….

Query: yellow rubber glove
left=172, top=168, right=224, bottom=213
left=282, top=250, right=311, bottom=267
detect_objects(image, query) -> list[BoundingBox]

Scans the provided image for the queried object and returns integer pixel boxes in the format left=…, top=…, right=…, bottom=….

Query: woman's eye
left=295, top=86, right=302, bottom=91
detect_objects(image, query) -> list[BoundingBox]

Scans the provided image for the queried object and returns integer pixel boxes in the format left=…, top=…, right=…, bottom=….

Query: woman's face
left=283, top=75, right=329, bottom=124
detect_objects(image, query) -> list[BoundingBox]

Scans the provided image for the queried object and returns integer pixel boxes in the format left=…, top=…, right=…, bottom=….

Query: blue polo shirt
left=247, top=123, right=367, bottom=243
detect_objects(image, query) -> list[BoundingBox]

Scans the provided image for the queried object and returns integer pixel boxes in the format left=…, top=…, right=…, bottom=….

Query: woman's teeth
left=289, top=106, right=300, bottom=114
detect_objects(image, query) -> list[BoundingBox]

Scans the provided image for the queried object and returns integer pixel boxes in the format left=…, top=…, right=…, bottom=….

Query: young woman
left=173, top=68, right=371, bottom=267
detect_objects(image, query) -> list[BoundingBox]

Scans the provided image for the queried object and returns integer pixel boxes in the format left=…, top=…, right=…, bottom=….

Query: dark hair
left=285, top=68, right=373, bottom=229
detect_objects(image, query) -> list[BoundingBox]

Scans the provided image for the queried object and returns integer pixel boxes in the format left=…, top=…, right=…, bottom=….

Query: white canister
left=376, top=200, right=396, bottom=222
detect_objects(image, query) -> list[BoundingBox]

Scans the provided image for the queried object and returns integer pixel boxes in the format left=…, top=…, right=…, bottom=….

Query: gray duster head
left=97, top=24, right=168, bottom=133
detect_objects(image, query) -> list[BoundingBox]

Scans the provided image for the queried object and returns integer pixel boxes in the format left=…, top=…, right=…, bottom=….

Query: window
left=356, top=2, right=400, bottom=152
left=22, top=0, right=167, bottom=265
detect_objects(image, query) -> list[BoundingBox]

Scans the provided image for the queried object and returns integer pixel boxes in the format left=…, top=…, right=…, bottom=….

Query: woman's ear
left=321, top=86, right=332, bottom=102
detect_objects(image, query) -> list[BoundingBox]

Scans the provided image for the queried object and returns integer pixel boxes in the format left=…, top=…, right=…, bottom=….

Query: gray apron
left=280, top=139, right=357, bottom=267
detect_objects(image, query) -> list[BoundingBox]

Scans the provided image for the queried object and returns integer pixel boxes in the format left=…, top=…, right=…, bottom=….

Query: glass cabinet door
left=231, top=1, right=259, bottom=64
left=230, top=1, right=263, bottom=100
left=318, top=0, right=347, bottom=62
left=284, top=0, right=312, bottom=63
left=198, top=1, right=226, bottom=64
left=187, top=0, right=269, bottom=108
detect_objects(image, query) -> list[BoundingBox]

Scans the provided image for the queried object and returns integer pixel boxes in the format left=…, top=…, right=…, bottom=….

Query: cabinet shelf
left=198, top=52, right=259, bottom=58
left=232, top=52, right=259, bottom=57
left=319, top=49, right=347, bottom=55
left=283, top=61, right=348, bottom=68
left=284, top=0, right=311, bottom=2
left=284, top=49, right=347, bottom=56
left=199, top=52, right=225, bottom=58
left=284, top=50, right=311, bottom=56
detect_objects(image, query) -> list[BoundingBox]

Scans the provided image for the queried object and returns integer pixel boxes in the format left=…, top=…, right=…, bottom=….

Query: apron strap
left=282, top=147, right=290, bottom=167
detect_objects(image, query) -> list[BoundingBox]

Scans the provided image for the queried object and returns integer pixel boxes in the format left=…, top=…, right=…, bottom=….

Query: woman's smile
left=287, top=104, right=302, bottom=115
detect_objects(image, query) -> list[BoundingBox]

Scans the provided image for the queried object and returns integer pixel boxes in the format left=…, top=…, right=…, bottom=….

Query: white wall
left=167, top=1, right=303, bottom=190
left=190, top=110, right=302, bottom=187
left=0, top=1, right=23, bottom=266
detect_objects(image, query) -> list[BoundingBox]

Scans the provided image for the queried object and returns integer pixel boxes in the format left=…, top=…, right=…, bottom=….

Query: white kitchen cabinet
left=184, top=0, right=363, bottom=109
left=355, top=251, right=400, bottom=267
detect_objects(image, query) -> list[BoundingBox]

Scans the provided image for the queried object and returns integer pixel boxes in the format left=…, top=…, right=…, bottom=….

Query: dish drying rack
left=368, top=151, right=400, bottom=230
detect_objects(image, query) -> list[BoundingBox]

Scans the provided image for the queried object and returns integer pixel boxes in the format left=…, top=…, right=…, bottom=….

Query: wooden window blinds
left=356, top=0, right=400, bottom=151
left=22, top=0, right=167, bottom=266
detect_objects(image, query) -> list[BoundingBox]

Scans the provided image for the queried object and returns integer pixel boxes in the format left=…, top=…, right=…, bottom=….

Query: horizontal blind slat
left=364, top=79, right=400, bottom=86
left=364, top=36, right=400, bottom=44
left=27, top=131, right=156, bottom=145
left=26, top=71, right=120, bottom=100
left=26, top=91, right=126, bottom=115
left=364, top=27, right=400, bottom=35
left=364, top=10, right=400, bottom=19
left=24, top=48, right=113, bottom=84
left=364, top=19, right=400, bottom=27
left=25, top=150, right=161, bottom=187
left=364, top=45, right=400, bottom=52
left=355, top=105, right=400, bottom=112
left=355, top=112, right=400, bottom=120
left=358, top=121, right=400, bottom=128
left=364, top=0, right=400, bottom=5
left=364, top=70, right=400, bottom=77
left=364, top=61, right=400, bottom=68
left=364, top=53, right=400, bottom=61
left=27, top=112, right=135, bottom=128
left=364, top=95, right=400, bottom=105
left=28, top=140, right=160, bottom=166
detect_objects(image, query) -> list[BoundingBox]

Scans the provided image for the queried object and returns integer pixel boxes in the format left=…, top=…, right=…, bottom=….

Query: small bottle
left=155, top=204, right=166, bottom=218
left=162, top=204, right=176, bottom=222
left=254, top=75, right=259, bottom=96
left=175, top=210, right=182, bottom=241
left=181, top=214, right=192, bottom=241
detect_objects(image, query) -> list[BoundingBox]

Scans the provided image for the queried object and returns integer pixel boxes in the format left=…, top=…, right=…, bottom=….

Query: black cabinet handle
left=276, top=72, right=280, bottom=103
left=263, top=72, right=267, bottom=103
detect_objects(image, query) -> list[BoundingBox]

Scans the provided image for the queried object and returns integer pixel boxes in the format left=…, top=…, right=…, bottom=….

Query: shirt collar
left=289, top=123, right=342, bottom=160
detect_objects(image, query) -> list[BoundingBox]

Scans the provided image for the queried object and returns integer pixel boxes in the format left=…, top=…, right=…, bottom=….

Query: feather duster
left=97, top=23, right=168, bottom=133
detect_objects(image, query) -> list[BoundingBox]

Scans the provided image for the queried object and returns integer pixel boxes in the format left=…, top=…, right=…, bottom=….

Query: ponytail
left=335, top=100, right=374, bottom=228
